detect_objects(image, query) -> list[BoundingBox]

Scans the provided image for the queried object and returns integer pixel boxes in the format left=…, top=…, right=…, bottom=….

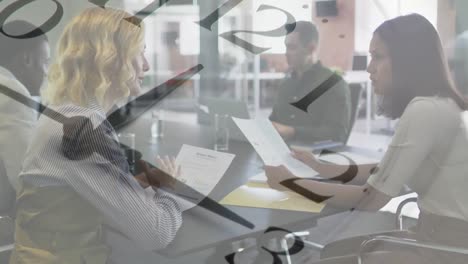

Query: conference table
left=114, top=112, right=382, bottom=259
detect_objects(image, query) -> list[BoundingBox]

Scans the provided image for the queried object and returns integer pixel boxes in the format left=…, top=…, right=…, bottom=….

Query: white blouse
left=0, top=66, right=35, bottom=191
left=368, top=96, right=468, bottom=222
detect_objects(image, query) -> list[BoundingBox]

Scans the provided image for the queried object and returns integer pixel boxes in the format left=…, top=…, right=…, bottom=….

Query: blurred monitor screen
left=352, top=54, right=368, bottom=71
left=315, top=0, right=338, bottom=17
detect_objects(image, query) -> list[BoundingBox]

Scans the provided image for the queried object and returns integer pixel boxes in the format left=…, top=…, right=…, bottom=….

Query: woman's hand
left=264, top=165, right=297, bottom=191
left=156, top=155, right=181, bottom=179
left=291, top=147, right=319, bottom=168
left=271, top=121, right=295, bottom=139
left=136, top=156, right=181, bottom=190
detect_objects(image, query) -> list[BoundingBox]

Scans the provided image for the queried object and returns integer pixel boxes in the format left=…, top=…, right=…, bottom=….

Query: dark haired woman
left=266, top=14, right=468, bottom=264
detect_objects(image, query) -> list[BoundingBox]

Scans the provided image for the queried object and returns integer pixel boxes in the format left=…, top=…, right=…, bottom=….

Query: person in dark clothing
left=270, top=21, right=351, bottom=144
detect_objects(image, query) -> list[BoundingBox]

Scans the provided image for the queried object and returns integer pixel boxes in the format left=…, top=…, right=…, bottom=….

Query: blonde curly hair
left=43, top=7, right=145, bottom=108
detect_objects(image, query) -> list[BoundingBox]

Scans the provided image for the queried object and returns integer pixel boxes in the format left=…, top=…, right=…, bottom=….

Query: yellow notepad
left=220, top=182, right=325, bottom=213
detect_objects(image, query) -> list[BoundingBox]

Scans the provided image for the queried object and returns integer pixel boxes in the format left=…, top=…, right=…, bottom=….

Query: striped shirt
left=19, top=101, right=182, bottom=251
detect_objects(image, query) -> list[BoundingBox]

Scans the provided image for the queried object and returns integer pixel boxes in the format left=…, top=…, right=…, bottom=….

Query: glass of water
left=150, top=110, right=164, bottom=143
left=213, top=114, right=230, bottom=151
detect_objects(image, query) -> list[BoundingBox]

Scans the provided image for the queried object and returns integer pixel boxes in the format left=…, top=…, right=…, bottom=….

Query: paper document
left=220, top=182, right=325, bottom=213
left=165, top=144, right=235, bottom=210
left=233, top=117, right=318, bottom=178
left=176, top=144, right=235, bottom=194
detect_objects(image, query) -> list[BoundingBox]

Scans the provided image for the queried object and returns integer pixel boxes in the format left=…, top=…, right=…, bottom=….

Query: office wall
left=313, top=0, right=355, bottom=71
left=455, top=0, right=468, bottom=33
left=438, top=0, right=456, bottom=48
left=354, top=0, right=440, bottom=59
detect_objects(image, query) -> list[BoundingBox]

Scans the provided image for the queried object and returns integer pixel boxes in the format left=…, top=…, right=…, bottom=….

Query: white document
left=175, top=144, right=235, bottom=195
left=233, top=117, right=318, bottom=179
left=146, top=145, right=235, bottom=211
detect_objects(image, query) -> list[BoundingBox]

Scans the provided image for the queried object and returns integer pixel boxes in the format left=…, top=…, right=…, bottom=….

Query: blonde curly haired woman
left=10, top=7, right=182, bottom=264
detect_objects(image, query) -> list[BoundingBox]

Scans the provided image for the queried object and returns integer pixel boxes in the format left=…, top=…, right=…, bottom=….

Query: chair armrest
left=357, top=235, right=468, bottom=264
left=395, top=197, right=418, bottom=230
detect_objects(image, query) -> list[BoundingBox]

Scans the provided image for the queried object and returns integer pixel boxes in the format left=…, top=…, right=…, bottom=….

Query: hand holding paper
left=232, top=117, right=318, bottom=178
left=136, top=158, right=178, bottom=189
left=168, top=144, right=235, bottom=210
left=143, top=145, right=235, bottom=211
left=175, top=145, right=235, bottom=194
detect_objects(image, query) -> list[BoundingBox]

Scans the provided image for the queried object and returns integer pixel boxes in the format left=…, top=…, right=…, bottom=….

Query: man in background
left=0, top=20, right=50, bottom=213
left=270, top=21, right=351, bottom=144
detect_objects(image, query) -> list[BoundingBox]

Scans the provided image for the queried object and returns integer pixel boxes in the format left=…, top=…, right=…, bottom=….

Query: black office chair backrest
left=345, top=83, right=363, bottom=144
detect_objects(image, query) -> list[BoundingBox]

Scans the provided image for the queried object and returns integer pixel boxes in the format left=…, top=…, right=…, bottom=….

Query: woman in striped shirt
left=9, top=7, right=182, bottom=264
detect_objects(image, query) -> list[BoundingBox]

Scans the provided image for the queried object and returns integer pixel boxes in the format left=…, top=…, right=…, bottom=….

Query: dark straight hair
left=375, top=14, right=467, bottom=119
left=285, top=21, right=319, bottom=46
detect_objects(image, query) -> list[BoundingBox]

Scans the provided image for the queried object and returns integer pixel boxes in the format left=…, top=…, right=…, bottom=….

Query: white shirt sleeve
left=0, top=76, right=35, bottom=190
left=367, top=98, right=441, bottom=197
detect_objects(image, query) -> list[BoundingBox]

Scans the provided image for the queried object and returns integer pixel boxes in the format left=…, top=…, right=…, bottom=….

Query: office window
left=355, top=0, right=438, bottom=52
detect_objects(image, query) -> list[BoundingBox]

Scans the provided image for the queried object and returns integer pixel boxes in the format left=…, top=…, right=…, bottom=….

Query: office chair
left=281, top=197, right=468, bottom=264
left=357, top=197, right=468, bottom=263
left=305, top=82, right=363, bottom=150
